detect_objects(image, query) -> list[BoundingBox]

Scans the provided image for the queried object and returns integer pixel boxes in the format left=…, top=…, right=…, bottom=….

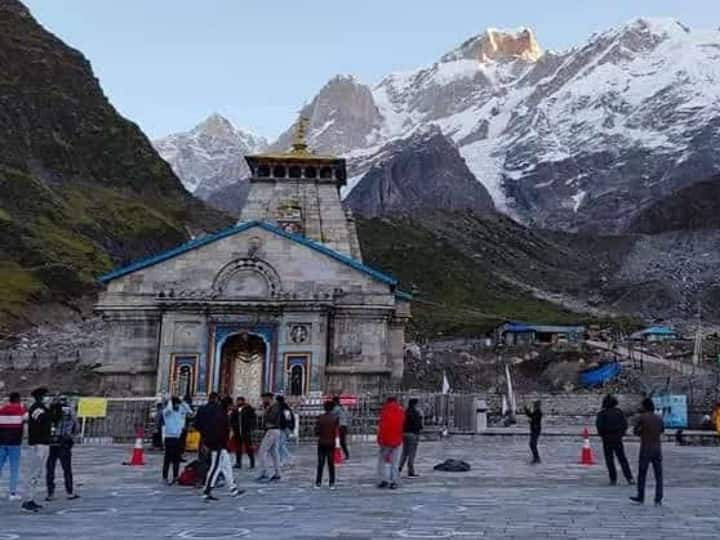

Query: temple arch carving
left=212, top=258, right=281, bottom=298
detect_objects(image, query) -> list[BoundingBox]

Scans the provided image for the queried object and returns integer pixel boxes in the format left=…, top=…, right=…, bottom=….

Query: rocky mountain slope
left=628, top=174, right=720, bottom=234
left=345, top=128, right=495, bottom=217
left=153, top=113, right=267, bottom=198
left=0, top=0, right=232, bottom=333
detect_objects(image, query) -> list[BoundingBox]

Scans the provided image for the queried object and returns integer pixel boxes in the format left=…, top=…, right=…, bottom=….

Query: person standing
left=399, top=398, right=422, bottom=478
left=162, top=396, right=192, bottom=485
left=630, top=398, right=664, bottom=506
left=376, top=397, right=405, bottom=490
left=230, top=397, right=256, bottom=469
left=22, top=387, right=52, bottom=512
left=524, top=400, right=542, bottom=464
left=46, top=397, right=80, bottom=501
left=200, top=396, right=242, bottom=501
left=277, top=396, right=295, bottom=467
left=256, top=392, right=282, bottom=482
left=0, top=392, right=26, bottom=502
left=315, top=400, right=339, bottom=489
left=596, top=395, right=634, bottom=485
left=332, top=396, right=351, bottom=460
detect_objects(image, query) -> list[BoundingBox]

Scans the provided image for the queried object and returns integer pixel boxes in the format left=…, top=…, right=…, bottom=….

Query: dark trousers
left=399, top=433, right=419, bottom=475
left=316, top=444, right=335, bottom=486
left=235, top=433, right=255, bottom=468
left=637, top=448, right=663, bottom=503
left=529, top=432, right=540, bottom=462
left=163, top=437, right=182, bottom=480
left=602, top=438, right=633, bottom=483
left=339, top=426, right=349, bottom=459
left=46, top=445, right=73, bottom=496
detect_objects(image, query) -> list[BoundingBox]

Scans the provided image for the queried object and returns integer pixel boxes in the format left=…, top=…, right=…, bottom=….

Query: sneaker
left=203, top=492, right=219, bottom=502
left=377, top=481, right=389, bottom=489
left=230, top=488, right=245, bottom=497
left=389, top=483, right=398, bottom=490
left=408, top=473, right=420, bottom=478
left=314, top=483, right=321, bottom=489
left=21, top=501, right=41, bottom=512
left=629, top=496, right=644, bottom=504
left=329, top=484, right=336, bottom=490
left=67, top=494, right=80, bottom=501
left=9, top=493, right=22, bottom=502
left=269, top=474, right=281, bottom=482
left=166, top=479, right=176, bottom=486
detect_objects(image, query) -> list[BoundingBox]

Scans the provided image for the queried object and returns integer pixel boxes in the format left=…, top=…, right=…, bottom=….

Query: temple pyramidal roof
left=248, top=116, right=337, bottom=162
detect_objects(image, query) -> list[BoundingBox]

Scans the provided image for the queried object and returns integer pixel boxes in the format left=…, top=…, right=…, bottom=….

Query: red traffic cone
left=125, top=426, right=145, bottom=466
left=580, top=427, right=595, bottom=466
left=333, top=429, right=344, bottom=465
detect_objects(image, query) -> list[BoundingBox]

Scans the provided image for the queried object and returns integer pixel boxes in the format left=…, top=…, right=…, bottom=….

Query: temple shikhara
left=95, top=119, right=411, bottom=398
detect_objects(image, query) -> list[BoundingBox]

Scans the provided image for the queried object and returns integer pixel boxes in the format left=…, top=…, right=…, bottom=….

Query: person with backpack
left=596, top=394, right=634, bottom=486
left=256, top=392, right=282, bottom=482
left=22, top=387, right=52, bottom=512
left=45, top=396, right=80, bottom=501
left=399, top=398, right=422, bottom=478
left=162, top=396, right=192, bottom=485
left=315, top=400, right=339, bottom=489
left=0, top=391, right=26, bottom=502
left=332, top=396, right=351, bottom=460
left=276, top=395, right=295, bottom=467
left=230, top=397, right=256, bottom=469
left=199, top=395, right=242, bottom=501
left=376, top=397, right=405, bottom=490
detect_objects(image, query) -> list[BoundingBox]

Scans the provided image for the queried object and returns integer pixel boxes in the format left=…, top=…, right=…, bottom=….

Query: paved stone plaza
left=1, top=436, right=719, bottom=539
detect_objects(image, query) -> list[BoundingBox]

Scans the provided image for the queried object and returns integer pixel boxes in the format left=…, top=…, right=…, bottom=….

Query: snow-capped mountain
left=276, top=18, right=720, bottom=232
left=164, top=19, right=720, bottom=232
left=153, top=113, right=267, bottom=198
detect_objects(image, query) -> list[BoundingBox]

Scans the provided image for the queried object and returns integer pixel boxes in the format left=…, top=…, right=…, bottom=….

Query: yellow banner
left=77, top=397, right=108, bottom=418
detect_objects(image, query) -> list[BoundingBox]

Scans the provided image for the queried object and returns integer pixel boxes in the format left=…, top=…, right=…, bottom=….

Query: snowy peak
left=443, top=27, right=543, bottom=64
left=270, top=74, right=381, bottom=155
left=153, top=114, right=267, bottom=195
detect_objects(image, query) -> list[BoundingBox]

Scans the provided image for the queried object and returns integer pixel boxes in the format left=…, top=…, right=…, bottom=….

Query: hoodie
left=0, top=402, right=26, bottom=446
left=377, top=401, right=405, bottom=448
left=27, top=401, right=52, bottom=446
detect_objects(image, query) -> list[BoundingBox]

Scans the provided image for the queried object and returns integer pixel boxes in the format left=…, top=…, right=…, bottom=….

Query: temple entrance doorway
left=219, top=333, right=266, bottom=400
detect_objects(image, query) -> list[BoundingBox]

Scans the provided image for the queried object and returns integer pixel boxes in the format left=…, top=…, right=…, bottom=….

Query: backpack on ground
left=178, top=460, right=199, bottom=486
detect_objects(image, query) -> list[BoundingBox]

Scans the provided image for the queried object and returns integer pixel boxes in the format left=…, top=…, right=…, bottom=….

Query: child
left=315, top=400, right=339, bottom=489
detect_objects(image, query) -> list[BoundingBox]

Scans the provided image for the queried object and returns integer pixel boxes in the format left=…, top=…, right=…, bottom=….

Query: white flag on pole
left=442, top=371, right=450, bottom=394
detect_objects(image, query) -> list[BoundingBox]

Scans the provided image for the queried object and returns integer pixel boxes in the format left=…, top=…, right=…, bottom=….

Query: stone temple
left=95, top=120, right=411, bottom=398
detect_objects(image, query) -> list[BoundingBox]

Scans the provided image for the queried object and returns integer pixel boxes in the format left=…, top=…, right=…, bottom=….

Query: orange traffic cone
left=125, top=426, right=145, bottom=466
left=333, top=429, right=344, bottom=465
left=580, top=427, right=595, bottom=466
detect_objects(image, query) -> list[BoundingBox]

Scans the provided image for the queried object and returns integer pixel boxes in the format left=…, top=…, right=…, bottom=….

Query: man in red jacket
left=376, top=397, right=405, bottom=489
left=0, top=392, right=27, bottom=502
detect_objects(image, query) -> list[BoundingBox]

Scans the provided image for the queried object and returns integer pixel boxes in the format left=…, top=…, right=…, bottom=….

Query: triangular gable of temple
left=95, top=118, right=410, bottom=399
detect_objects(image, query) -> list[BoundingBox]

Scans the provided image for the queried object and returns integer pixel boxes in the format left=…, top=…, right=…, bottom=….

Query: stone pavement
left=1, top=435, right=719, bottom=539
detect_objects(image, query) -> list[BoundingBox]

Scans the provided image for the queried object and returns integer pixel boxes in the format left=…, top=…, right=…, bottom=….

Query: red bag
left=178, top=465, right=198, bottom=486
left=227, top=438, right=238, bottom=453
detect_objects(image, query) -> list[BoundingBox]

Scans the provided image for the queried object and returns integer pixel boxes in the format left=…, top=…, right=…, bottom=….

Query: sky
left=23, top=0, right=720, bottom=140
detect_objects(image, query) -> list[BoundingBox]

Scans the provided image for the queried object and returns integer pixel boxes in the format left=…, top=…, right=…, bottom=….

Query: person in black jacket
left=199, top=395, right=242, bottom=501
left=596, top=394, right=634, bottom=485
left=399, top=398, right=422, bottom=477
left=524, top=400, right=542, bottom=464
left=22, top=387, right=52, bottom=512
left=230, top=397, right=256, bottom=469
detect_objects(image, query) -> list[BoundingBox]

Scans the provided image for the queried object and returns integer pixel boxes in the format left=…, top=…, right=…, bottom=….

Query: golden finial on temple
left=291, top=115, right=310, bottom=154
